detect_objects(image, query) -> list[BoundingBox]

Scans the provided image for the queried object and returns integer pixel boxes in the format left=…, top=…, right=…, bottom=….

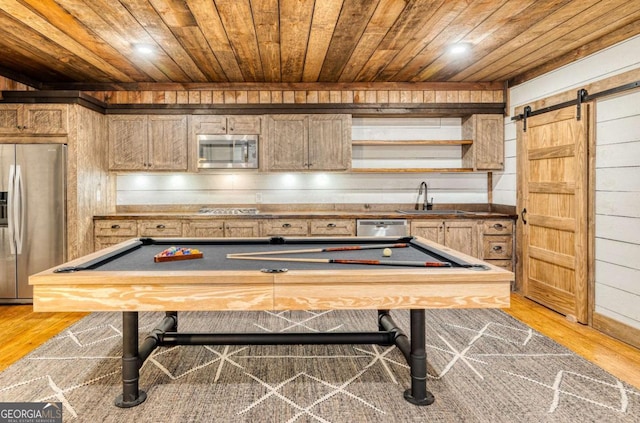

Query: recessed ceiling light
left=449, top=43, right=471, bottom=55
left=133, top=44, right=154, bottom=55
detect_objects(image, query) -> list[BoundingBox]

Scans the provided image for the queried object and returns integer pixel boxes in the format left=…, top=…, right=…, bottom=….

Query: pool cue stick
left=228, top=243, right=410, bottom=257
left=226, top=255, right=452, bottom=267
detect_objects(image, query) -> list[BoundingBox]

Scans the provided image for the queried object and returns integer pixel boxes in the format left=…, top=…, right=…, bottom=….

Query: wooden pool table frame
left=30, top=236, right=513, bottom=408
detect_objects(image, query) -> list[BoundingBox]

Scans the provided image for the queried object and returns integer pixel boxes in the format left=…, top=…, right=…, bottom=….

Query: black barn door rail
left=512, top=80, right=640, bottom=131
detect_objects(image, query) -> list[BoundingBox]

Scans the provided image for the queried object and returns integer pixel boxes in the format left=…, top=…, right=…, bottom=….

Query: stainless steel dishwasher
left=356, top=219, right=409, bottom=237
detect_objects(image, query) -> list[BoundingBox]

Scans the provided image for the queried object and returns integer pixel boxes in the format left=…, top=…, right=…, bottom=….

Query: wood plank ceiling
left=0, top=0, right=639, bottom=89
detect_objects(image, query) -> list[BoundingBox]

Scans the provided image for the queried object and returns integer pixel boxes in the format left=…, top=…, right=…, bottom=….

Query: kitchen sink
left=395, top=209, right=470, bottom=215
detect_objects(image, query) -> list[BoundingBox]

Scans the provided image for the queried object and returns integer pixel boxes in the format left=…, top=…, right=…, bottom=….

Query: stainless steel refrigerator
left=1, top=144, right=66, bottom=303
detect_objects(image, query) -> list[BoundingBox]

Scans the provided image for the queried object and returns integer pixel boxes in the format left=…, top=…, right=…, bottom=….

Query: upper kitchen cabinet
left=263, top=114, right=351, bottom=171
left=462, top=114, right=504, bottom=171
left=109, top=115, right=188, bottom=171
left=190, top=115, right=261, bottom=135
left=0, top=104, right=68, bottom=136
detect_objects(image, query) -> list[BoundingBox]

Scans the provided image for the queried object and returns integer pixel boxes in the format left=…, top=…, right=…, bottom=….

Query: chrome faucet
left=415, top=181, right=433, bottom=210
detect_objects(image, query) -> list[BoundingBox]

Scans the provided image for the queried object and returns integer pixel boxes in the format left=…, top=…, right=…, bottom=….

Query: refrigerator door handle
left=7, top=165, right=16, bottom=255
left=13, top=165, right=24, bottom=254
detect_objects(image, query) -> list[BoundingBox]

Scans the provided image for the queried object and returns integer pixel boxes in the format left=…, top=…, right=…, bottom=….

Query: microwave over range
left=197, top=134, right=258, bottom=169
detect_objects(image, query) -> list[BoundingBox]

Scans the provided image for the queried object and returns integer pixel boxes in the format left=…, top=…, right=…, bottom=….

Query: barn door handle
left=521, top=208, right=527, bottom=224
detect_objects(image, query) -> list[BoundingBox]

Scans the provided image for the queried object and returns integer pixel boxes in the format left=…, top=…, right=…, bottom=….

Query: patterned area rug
left=1, top=309, right=639, bottom=422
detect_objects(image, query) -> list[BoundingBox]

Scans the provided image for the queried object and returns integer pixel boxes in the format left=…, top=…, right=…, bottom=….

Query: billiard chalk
left=382, top=248, right=392, bottom=257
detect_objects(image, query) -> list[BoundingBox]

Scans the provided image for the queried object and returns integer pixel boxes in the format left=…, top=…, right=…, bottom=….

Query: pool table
left=30, top=236, right=512, bottom=408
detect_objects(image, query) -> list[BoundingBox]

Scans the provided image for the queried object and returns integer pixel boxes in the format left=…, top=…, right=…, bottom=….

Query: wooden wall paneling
left=0, top=12, right=102, bottom=83
left=247, top=90, right=260, bottom=104
left=419, top=0, right=538, bottom=81
left=176, top=91, right=188, bottom=103
left=188, top=91, right=200, bottom=104
left=340, top=91, right=352, bottom=103
left=251, top=0, right=281, bottom=82
left=455, top=0, right=600, bottom=82
left=317, top=0, right=378, bottom=82
left=0, top=0, right=134, bottom=82
left=48, top=0, right=169, bottom=82
left=336, top=0, right=405, bottom=83
left=67, top=105, right=110, bottom=259
left=186, top=0, right=242, bottom=81
left=122, top=0, right=206, bottom=82
left=0, top=75, right=33, bottom=92
left=294, top=91, right=306, bottom=103
left=259, top=91, right=271, bottom=103
left=2, top=2, right=640, bottom=87
left=356, top=0, right=449, bottom=82
left=405, top=0, right=499, bottom=82
left=509, top=19, right=640, bottom=86
left=211, top=91, right=224, bottom=103
left=280, top=0, right=314, bottom=82
left=495, top=0, right=640, bottom=82
left=303, top=0, right=342, bottom=82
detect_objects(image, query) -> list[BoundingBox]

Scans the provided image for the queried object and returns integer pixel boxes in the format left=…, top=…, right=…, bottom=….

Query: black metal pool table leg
left=403, top=309, right=435, bottom=406
left=115, top=311, right=147, bottom=408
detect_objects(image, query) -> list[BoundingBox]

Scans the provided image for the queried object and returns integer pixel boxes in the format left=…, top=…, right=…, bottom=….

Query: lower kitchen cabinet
left=224, top=221, right=260, bottom=237
left=480, top=220, right=514, bottom=271
left=410, top=219, right=479, bottom=259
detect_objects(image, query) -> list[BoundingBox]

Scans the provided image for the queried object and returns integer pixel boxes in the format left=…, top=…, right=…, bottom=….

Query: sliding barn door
left=518, top=106, right=589, bottom=323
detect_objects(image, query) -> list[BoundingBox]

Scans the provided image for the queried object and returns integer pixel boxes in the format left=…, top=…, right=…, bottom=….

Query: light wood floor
left=1, top=294, right=640, bottom=389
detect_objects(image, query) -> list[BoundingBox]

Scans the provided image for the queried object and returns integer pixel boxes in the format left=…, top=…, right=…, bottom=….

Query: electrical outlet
left=255, top=192, right=263, bottom=203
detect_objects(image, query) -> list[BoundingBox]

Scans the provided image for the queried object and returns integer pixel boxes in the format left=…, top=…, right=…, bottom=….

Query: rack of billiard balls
left=154, top=246, right=203, bottom=262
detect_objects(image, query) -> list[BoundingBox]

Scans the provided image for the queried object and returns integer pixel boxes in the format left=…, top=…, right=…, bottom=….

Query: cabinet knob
left=111, top=224, right=120, bottom=229
left=156, top=224, right=166, bottom=229
left=492, top=223, right=504, bottom=230
left=327, top=223, right=336, bottom=228
left=282, top=223, right=291, bottom=228
left=492, top=245, right=503, bottom=252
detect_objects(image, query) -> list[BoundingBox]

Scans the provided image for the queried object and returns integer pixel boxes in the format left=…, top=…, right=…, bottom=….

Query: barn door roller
left=513, top=80, right=640, bottom=131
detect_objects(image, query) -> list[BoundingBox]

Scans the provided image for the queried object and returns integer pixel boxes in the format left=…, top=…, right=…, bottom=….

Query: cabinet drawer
left=482, top=220, right=513, bottom=235
left=482, top=235, right=513, bottom=259
left=309, top=219, right=355, bottom=236
left=138, top=220, right=183, bottom=237
left=94, top=220, right=137, bottom=237
left=261, top=219, right=308, bottom=236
